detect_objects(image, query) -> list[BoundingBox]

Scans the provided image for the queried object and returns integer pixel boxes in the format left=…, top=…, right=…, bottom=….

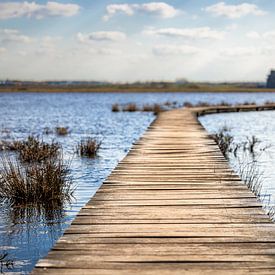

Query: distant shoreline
left=1, top=85, right=275, bottom=93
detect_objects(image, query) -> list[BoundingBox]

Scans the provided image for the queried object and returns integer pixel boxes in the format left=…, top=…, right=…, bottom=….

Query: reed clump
left=219, top=101, right=232, bottom=106
left=122, top=103, right=139, bottom=112
left=142, top=104, right=164, bottom=114
left=0, top=136, right=73, bottom=208
left=15, top=136, right=60, bottom=163
left=77, top=138, right=101, bottom=157
left=241, top=101, right=256, bottom=106
left=211, top=127, right=234, bottom=159
left=111, top=103, right=166, bottom=114
left=55, top=127, right=69, bottom=136
left=183, top=102, right=193, bottom=107
left=112, top=104, right=120, bottom=112
left=0, top=155, right=73, bottom=207
left=0, top=140, right=19, bottom=151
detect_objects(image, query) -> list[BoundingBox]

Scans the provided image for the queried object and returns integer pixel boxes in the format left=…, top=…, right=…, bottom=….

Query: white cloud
left=153, top=44, right=200, bottom=56
left=77, top=31, right=126, bottom=43
left=0, top=29, right=32, bottom=44
left=246, top=30, right=275, bottom=40
left=246, top=31, right=261, bottom=39
left=139, top=3, right=180, bottom=18
left=0, top=1, right=80, bottom=20
left=221, top=46, right=273, bottom=57
left=103, top=2, right=180, bottom=21
left=84, top=47, right=122, bottom=56
left=205, top=2, right=266, bottom=19
left=225, top=23, right=238, bottom=31
left=144, top=27, right=225, bottom=40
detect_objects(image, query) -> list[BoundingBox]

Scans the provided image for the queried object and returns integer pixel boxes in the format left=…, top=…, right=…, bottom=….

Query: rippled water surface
left=200, top=110, right=275, bottom=208
left=1, top=92, right=275, bottom=274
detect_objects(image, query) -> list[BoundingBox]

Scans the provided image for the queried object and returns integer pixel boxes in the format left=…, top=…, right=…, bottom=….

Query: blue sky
left=0, top=0, right=274, bottom=82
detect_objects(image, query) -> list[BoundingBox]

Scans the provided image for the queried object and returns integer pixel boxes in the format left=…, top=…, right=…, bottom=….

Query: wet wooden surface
left=33, top=106, right=275, bottom=274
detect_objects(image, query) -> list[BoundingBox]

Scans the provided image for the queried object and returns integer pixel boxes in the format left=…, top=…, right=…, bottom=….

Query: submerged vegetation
left=17, top=136, right=59, bottom=163
left=76, top=138, right=101, bottom=157
left=211, top=127, right=233, bottom=158
left=211, top=125, right=275, bottom=220
left=0, top=155, right=73, bottom=208
left=112, top=103, right=165, bottom=114
left=0, top=136, right=73, bottom=209
left=122, top=103, right=138, bottom=112
left=0, top=136, right=60, bottom=163
left=55, top=127, right=69, bottom=136
left=112, top=103, right=120, bottom=112
left=211, top=127, right=267, bottom=160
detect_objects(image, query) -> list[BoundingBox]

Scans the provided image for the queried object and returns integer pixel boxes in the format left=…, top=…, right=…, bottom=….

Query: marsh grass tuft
left=0, top=140, right=19, bottom=151
left=122, top=103, right=139, bottom=112
left=15, top=136, right=60, bottom=163
left=0, top=155, right=73, bottom=207
left=112, top=103, right=165, bottom=114
left=142, top=103, right=164, bottom=114
left=235, top=156, right=263, bottom=197
left=112, top=104, right=120, bottom=112
left=183, top=102, right=193, bottom=107
left=55, top=127, right=69, bottom=136
left=211, top=127, right=234, bottom=159
left=77, top=138, right=101, bottom=157
left=242, top=101, right=256, bottom=106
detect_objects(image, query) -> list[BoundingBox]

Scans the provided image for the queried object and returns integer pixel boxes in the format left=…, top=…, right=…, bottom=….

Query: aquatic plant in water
left=0, top=136, right=60, bottom=163
left=212, top=126, right=275, bottom=221
left=55, top=127, right=69, bottom=136
left=211, top=127, right=234, bottom=159
left=112, top=104, right=120, bottom=112
left=0, top=155, right=73, bottom=208
left=76, top=138, right=101, bottom=157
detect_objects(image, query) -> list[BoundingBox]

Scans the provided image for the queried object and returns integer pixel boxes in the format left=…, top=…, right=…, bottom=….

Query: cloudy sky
left=0, top=0, right=274, bottom=82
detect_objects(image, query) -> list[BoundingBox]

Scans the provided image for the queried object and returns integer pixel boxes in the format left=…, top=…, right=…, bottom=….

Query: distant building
left=267, top=70, right=275, bottom=88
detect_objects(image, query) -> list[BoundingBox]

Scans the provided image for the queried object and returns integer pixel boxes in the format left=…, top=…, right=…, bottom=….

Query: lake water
left=200, top=110, right=275, bottom=209
left=1, top=92, right=275, bottom=274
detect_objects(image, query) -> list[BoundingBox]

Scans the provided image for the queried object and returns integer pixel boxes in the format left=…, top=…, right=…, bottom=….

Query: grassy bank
left=1, top=83, right=275, bottom=93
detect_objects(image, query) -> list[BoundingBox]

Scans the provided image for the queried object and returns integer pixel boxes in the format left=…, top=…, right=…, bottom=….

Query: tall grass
left=122, top=103, right=139, bottom=112
left=55, top=127, right=69, bottom=136
left=235, top=156, right=263, bottom=197
left=0, top=136, right=60, bottom=163
left=211, top=127, right=233, bottom=159
left=16, top=136, right=60, bottom=163
left=76, top=138, right=101, bottom=157
left=112, top=104, right=120, bottom=112
left=212, top=126, right=275, bottom=221
left=0, top=155, right=73, bottom=207
left=142, top=104, right=164, bottom=114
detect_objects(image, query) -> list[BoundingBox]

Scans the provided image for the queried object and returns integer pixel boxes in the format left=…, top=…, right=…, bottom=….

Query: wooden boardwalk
left=34, top=106, right=275, bottom=274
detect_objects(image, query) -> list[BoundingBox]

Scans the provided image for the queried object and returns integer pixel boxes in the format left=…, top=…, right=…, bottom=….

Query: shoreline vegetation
left=1, top=82, right=275, bottom=93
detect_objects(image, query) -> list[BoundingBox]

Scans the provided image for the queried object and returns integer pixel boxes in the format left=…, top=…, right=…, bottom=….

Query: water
left=200, top=110, right=275, bottom=208
left=1, top=92, right=275, bottom=273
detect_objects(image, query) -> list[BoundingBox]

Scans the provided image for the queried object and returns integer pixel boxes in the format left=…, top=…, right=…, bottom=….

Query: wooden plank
left=32, top=106, right=275, bottom=274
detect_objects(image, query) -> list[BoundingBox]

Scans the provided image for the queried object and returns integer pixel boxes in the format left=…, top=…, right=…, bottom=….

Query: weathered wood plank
left=32, top=106, right=275, bottom=274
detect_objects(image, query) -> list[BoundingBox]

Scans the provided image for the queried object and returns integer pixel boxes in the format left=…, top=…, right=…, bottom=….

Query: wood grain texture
left=32, top=106, right=275, bottom=274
